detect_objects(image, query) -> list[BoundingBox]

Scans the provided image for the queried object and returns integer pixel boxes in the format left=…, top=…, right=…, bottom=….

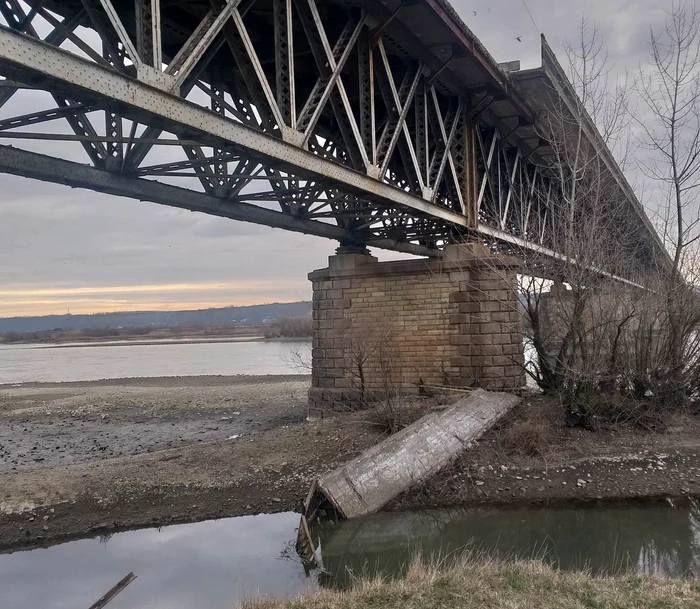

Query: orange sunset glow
left=0, top=280, right=310, bottom=317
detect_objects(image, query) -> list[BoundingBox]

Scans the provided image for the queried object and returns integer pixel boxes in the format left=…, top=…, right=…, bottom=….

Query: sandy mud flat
left=2, top=379, right=700, bottom=552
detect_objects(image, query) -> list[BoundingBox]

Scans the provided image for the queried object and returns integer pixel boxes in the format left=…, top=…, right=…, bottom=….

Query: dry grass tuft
left=240, top=557, right=700, bottom=609
left=499, top=418, right=552, bottom=457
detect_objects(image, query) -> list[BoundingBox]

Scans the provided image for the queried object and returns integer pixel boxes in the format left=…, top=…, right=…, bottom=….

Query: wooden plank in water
left=87, top=572, right=137, bottom=609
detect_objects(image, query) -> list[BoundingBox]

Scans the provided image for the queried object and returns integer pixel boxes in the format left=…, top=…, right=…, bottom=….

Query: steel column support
left=415, top=75, right=428, bottom=186
left=210, top=62, right=227, bottom=194
left=274, top=0, right=295, bottom=128
left=135, top=0, right=162, bottom=68
left=357, top=26, right=375, bottom=165
left=150, top=0, right=161, bottom=68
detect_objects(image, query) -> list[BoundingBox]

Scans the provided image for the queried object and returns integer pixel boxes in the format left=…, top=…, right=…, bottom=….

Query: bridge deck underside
left=0, top=0, right=666, bottom=276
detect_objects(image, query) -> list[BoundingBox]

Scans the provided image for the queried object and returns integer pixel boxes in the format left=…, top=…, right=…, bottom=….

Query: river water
left=0, top=339, right=312, bottom=384
left=2, top=501, right=699, bottom=609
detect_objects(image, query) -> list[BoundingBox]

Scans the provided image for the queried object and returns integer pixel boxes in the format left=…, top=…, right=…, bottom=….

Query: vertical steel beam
left=522, top=166, right=538, bottom=236
left=357, top=26, right=375, bottom=166
left=210, top=62, right=227, bottom=195
left=135, top=0, right=161, bottom=67
left=135, top=0, right=152, bottom=66
left=103, top=42, right=123, bottom=169
left=463, top=119, right=478, bottom=225
left=151, top=0, right=161, bottom=68
left=415, top=76, right=428, bottom=187
left=274, top=0, right=295, bottom=128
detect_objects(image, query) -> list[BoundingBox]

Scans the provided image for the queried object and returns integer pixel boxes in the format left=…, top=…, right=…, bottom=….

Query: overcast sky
left=0, top=0, right=670, bottom=317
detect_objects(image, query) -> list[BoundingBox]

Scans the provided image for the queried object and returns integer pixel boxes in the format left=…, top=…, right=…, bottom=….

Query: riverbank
left=242, top=558, right=700, bottom=609
left=3, top=377, right=700, bottom=551
left=0, top=325, right=270, bottom=346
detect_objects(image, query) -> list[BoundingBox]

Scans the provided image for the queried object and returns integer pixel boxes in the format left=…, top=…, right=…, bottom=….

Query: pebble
left=272, top=497, right=282, bottom=503
left=475, top=480, right=484, bottom=486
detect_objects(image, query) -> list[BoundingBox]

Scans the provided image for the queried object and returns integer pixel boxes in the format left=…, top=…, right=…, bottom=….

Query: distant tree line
left=0, top=301, right=311, bottom=334
left=264, top=316, right=313, bottom=338
left=0, top=324, right=266, bottom=344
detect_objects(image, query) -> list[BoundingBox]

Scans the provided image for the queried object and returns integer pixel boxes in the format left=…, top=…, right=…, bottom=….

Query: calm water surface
left=0, top=340, right=311, bottom=384
left=2, top=501, right=700, bottom=609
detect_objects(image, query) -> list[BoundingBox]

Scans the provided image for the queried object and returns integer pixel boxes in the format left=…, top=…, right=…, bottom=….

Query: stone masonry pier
left=308, top=244, right=525, bottom=405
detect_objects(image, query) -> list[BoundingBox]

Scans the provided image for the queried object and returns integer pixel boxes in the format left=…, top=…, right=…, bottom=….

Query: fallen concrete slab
left=308, top=389, right=521, bottom=520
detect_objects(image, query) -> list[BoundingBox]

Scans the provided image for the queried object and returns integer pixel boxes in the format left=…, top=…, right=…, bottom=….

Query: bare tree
left=635, top=1, right=700, bottom=391
left=511, top=19, right=641, bottom=404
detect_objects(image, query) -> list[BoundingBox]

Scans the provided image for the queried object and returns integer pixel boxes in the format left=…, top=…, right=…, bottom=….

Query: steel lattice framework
left=0, top=0, right=670, bottom=274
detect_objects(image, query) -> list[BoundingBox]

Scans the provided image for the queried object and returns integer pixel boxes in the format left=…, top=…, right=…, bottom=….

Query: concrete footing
left=308, top=243, right=525, bottom=405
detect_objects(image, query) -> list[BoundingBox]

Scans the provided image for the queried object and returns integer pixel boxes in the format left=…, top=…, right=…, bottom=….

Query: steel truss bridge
left=0, top=0, right=669, bottom=275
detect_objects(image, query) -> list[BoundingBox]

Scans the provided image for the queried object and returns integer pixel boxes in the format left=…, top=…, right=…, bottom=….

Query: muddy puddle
left=2, top=500, right=700, bottom=608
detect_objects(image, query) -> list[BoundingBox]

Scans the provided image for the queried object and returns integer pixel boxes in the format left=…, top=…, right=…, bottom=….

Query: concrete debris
left=296, top=390, right=520, bottom=566
left=307, top=389, right=520, bottom=520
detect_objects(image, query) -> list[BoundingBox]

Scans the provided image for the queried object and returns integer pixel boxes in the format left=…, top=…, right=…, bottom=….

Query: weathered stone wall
left=538, top=280, right=666, bottom=369
left=309, top=244, right=525, bottom=404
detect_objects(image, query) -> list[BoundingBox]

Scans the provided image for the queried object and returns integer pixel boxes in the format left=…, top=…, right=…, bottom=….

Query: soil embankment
left=3, top=377, right=700, bottom=552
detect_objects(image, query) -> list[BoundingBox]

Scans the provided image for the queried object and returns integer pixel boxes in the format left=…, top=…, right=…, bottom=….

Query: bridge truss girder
left=0, top=0, right=656, bottom=274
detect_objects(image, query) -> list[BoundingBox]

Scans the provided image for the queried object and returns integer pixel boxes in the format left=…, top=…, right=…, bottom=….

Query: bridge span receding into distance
left=0, top=0, right=671, bottom=399
left=0, top=0, right=669, bottom=270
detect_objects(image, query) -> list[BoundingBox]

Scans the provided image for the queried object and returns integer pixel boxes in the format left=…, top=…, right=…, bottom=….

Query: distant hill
left=0, top=301, right=311, bottom=333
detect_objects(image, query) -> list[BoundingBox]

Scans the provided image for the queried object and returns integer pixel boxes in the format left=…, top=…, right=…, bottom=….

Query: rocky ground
left=0, top=375, right=309, bottom=470
left=3, top=378, right=700, bottom=553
